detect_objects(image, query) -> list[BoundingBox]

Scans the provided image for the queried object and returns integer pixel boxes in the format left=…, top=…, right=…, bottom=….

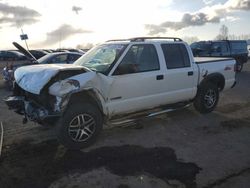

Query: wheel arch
left=199, top=73, right=225, bottom=91
left=67, top=89, right=107, bottom=115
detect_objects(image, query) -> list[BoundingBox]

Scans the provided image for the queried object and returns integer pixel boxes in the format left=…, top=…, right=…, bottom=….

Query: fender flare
left=62, top=88, right=108, bottom=116
left=199, top=73, right=225, bottom=91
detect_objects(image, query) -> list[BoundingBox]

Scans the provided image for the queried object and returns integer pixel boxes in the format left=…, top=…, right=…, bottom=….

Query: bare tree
left=215, top=25, right=229, bottom=40
left=228, top=34, right=250, bottom=40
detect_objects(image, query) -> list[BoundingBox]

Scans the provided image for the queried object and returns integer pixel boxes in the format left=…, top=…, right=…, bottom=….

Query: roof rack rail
left=106, top=39, right=130, bottom=42
left=106, top=37, right=183, bottom=42
left=129, top=37, right=183, bottom=42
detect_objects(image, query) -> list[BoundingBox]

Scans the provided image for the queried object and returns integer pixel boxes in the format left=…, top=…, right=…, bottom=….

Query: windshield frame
left=73, top=43, right=128, bottom=75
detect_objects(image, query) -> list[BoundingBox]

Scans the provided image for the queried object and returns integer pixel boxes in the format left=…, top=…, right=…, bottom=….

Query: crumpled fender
left=49, top=72, right=96, bottom=97
left=49, top=72, right=113, bottom=116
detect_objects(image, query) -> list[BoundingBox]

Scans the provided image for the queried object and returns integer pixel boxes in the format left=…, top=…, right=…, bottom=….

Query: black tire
left=193, top=82, right=219, bottom=114
left=57, top=103, right=103, bottom=150
left=236, top=61, right=243, bottom=72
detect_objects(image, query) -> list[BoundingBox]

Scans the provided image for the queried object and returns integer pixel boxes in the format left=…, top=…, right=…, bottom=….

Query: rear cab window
left=161, top=43, right=190, bottom=69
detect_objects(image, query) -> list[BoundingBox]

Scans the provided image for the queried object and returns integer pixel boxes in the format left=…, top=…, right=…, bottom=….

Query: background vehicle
left=2, top=65, right=14, bottom=90
left=29, top=50, right=49, bottom=59
left=1, top=42, right=83, bottom=89
left=5, top=37, right=236, bottom=149
left=36, top=52, right=82, bottom=64
left=0, top=50, right=27, bottom=61
left=248, top=46, right=250, bottom=58
left=191, top=40, right=248, bottom=72
left=60, top=49, right=86, bottom=54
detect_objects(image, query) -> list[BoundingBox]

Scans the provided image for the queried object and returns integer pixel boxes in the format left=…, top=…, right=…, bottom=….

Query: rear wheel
left=56, top=103, right=103, bottom=150
left=194, top=82, right=219, bottom=113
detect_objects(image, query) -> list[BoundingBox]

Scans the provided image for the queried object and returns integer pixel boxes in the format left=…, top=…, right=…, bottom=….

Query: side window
left=114, top=44, right=159, bottom=75
left=50, top=54, right=67, bottom=64
left=211, top=42, right=221, bottom=52
left=231, top=42, right=247, bottom=51
left=67, top=54, right=81, bottom=63
left=161, top=44, right=190, bottom=69
left=221, top=42, right=229, bottom=53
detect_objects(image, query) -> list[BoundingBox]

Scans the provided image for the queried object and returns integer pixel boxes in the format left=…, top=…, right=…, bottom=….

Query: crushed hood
left=15, top=64, right=87, bottom=94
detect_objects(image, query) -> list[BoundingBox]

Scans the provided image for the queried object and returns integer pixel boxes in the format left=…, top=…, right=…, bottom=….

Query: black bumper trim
left=4, top=96, right=61, bottom=123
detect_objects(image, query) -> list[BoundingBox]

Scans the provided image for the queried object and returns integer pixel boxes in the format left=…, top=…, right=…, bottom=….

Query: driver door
left=106, top=44, right=165, bottom=116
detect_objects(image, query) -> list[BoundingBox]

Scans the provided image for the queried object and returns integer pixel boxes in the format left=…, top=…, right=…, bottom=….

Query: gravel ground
left=0, top=61, right=249, bottom=188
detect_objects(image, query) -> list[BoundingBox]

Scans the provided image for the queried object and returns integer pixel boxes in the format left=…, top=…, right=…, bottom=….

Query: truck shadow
left=0, top=139, right=201, bottom=188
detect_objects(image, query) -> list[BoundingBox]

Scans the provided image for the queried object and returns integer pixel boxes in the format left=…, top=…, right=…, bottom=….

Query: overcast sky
left=0, top=0, right=250, bottom=49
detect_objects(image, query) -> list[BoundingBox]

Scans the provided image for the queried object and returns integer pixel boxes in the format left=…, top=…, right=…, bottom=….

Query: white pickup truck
left=5, top=37, right=236, bottom=149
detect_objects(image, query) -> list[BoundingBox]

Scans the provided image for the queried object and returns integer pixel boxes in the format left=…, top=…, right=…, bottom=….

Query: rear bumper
left=4, top=96, right=60, bottom=124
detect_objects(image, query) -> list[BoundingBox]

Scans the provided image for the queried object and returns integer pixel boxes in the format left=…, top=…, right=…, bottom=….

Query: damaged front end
left=4, top=83, right=61, bottom=125
left=4, top=64, right=89, bottom=125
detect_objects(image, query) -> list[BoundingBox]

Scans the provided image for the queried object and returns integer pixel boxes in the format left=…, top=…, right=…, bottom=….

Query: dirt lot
left=0, top=62, right=250, bottom=188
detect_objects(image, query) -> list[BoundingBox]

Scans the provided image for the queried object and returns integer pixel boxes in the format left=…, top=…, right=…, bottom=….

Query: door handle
left=156, top=75, right=164, bottom=80
left=188, top=71, right=194, bottom=76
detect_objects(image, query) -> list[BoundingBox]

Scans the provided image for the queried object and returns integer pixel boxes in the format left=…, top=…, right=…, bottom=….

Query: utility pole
left=20, top=28, right=30, bottom=50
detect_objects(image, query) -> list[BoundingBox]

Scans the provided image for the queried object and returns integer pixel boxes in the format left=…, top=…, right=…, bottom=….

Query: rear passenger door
left=160, top=43, right=197, bottom=103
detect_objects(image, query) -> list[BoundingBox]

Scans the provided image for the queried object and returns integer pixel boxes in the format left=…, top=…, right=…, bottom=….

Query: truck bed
left=195, top=57, right=234, bottom=64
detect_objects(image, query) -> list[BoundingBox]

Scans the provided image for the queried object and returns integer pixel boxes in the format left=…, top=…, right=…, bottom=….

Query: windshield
left=74, top=43, right=127, bottom=73
left=191, top=42, right=211, bottom=51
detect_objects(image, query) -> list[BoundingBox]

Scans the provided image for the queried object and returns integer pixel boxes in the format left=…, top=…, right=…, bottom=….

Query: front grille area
left=14, top=82, right=55, bottom=111
left=25, top=91, right=56, bottom=111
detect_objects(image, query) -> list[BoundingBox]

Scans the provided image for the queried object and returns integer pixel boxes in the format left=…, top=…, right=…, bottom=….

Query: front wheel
left=56, top=103, right=103, bottom=150
left=193, top=82, right=219, bottom=114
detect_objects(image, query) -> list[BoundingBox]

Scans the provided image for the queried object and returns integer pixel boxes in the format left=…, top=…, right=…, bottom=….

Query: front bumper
left=4, top=96, right=60, bottom=124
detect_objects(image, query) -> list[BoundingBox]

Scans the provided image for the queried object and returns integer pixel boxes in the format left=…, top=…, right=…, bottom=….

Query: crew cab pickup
left=191, top=40, right=248, bottom=72
left=4, top=37, right=236, bottom=149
